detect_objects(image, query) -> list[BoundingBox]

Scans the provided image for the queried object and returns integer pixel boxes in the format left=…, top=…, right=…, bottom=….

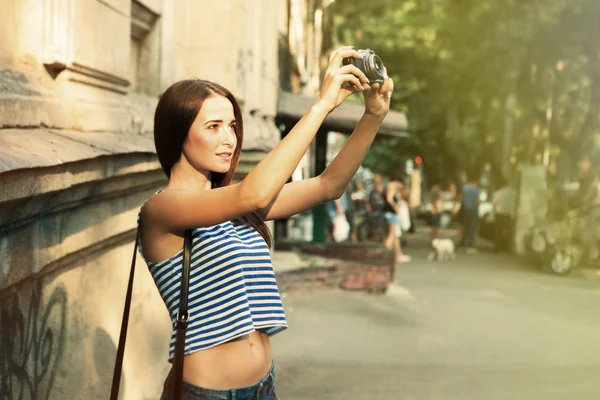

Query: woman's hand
left=314, top=46, right=371, bottom=113
left=362, top=67, right=394, bottom=118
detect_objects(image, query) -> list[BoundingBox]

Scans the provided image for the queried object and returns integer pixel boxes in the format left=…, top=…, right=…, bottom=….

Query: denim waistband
left=172, top=362, right=276, bottom=400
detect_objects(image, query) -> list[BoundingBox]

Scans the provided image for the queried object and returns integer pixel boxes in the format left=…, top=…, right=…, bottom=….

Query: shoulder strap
left=172, top=229, right=193, bottom=400
left=110, top=228, right=140, bottom=400
left=109, top=228, right=193, bottom=400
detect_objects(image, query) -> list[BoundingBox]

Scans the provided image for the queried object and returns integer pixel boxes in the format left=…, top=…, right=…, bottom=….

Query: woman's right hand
left=314, top=46, right=371, bottom=113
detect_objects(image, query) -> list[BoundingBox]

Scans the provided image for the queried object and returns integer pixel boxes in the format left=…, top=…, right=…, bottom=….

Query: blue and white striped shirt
left=138, top=216, right=287, bottom=361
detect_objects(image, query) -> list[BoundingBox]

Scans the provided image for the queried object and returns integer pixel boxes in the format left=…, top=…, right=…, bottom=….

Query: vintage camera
left=342, top=49, right=385, bottom=84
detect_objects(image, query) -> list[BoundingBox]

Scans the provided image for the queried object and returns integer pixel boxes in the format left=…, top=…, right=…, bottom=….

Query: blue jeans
left=459, top=207, right=478, bottom=248
left=160, top=363, right=278, bottom=400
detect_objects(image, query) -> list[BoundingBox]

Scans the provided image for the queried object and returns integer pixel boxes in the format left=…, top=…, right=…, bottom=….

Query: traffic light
left=415, top=156, right=423, bottom=165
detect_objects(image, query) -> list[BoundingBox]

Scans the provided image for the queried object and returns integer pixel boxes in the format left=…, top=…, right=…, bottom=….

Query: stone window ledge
left=0, top=129, right=158, bottom=203
left=0, top=129, right=164, bottom=293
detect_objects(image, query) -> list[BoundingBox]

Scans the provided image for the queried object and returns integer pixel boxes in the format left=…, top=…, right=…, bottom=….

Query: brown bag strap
left=110, top=228, right=140, bottom=400
left=172, top=229, right=193, bottom=399
left=110, top=228, right=193, bottom=400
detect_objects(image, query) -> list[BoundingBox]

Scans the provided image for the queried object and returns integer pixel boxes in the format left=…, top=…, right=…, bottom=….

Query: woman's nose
left=220, top=127, right=235, bottom=146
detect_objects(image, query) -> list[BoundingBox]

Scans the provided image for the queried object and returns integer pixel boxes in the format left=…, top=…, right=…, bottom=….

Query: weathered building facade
left=0, top=1, right=287, bottom=399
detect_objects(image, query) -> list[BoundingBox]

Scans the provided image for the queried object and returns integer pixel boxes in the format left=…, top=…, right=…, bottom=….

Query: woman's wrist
left=311, top=101, right=333, bottom=117
left=362, top=110, right=387, bottom=121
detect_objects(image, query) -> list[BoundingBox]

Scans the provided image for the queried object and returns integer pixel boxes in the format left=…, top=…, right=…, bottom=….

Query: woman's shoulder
left=140, top=189, right=195, bottom=229
left=139, top=189, right=163, bottom=218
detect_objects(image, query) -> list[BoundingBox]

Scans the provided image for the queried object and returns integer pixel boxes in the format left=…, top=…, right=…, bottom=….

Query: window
left=129, top=0, right=159, bottom=94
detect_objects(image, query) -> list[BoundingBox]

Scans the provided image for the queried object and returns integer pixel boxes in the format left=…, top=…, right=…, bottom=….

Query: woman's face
left=183, top=95, right=238, bottom=175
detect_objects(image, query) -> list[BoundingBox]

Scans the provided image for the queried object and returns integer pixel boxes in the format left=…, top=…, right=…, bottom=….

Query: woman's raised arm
left=145, top=46, right=370, bottom=231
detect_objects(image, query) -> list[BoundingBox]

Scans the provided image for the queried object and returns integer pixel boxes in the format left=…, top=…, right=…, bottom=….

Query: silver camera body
left=342, top=49, right=385, bottom=84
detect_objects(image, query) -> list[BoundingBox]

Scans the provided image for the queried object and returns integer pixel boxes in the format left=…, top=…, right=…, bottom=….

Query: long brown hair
left=154, top=79, right=272, bottom=246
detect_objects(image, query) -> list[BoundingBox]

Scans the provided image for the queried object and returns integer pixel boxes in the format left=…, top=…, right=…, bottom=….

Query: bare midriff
left=181, top=330, right=272, bottom=390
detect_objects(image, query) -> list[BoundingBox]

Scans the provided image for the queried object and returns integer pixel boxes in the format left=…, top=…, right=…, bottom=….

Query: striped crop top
left=137, top=211, right=287, bottom=361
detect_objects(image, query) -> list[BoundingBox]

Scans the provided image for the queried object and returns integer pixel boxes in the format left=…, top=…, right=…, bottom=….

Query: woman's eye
left=208, top=124, right=218, bottom=130
left=229, top=124, right=236, bottom=131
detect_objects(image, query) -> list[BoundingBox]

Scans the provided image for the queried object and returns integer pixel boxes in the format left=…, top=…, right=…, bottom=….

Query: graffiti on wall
left=0, top=282, right=67, bottom=400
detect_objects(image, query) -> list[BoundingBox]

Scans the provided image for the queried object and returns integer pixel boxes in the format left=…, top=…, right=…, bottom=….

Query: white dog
left=428, top=238, right=456, bottom=262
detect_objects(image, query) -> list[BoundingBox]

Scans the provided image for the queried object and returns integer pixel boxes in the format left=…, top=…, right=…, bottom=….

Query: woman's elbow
left=255, top=195, right=274, bottom=210
left=249, top=190, right=275, bottom=210
left=238, top=184, right=271, bottom=211
left=317, top=175, right=342, bottom=202
left=326, top=186, right=345, bottom=202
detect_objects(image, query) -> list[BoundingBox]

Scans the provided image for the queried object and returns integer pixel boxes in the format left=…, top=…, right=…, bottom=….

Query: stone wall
left=1, top=230, right=172, bottom=400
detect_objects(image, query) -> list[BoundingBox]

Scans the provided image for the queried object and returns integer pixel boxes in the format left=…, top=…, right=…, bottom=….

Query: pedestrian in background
left=447, top=182, right=464, bottom=241
left=366, top=174, right=386, bottom=214
left=136, top=45, right=394, bottom=399
left=351, top=180, right=368, bottom=212
left=397, top=183, right=412, bottom=247
left=326, top=188, right=354, bottom=243
left=492, top=178, right=516, bottom=252
left=383, top=180, right=411, bottom=264
left=454, top=172, right=481, bottom=253
left=365, top=173, right=387, bottom=241
left=429, top=184, right=442, bottom=244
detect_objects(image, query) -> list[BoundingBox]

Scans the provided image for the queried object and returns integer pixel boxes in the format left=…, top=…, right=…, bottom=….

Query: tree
left=332, top=0, right=600, bottom=209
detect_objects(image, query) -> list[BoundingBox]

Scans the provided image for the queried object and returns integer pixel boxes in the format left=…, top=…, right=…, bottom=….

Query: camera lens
left=374, top=58, right=382, bottom=70
left=364, top=54, right=385, bottom=81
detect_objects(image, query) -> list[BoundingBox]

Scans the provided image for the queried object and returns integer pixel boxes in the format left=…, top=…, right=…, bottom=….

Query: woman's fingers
left=366, top=82, right=380, bottom=93
left=343, top=85, right=362, bottom=95
left=378, top=77, right=393, bottom=99
left=338, top=64, right=370, bottom=85
left=328, top=45, right=354, bottom=62
left=386, top=78, right=394, bottom=98
left=328, top=48, right=363, bottom=70
left=376, top=68, right=393, bottom=98
left=336, top=73, right=363, bottom=91
left=378, top=68, right=390, bottom=95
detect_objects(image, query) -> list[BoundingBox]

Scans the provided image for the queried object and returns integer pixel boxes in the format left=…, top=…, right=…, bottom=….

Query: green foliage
left=332, top=0, right=600, bottom=201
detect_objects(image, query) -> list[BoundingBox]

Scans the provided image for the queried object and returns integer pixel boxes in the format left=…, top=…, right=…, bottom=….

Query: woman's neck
left=167, top=158, right=212, bottom=192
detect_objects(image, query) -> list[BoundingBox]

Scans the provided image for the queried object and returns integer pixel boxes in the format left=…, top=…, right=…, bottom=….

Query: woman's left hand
left=362, top=68, right=394, bottom=118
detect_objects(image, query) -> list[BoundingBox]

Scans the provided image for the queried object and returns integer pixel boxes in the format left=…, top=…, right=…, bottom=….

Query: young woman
left=382, top=180, right=411, bottom=264
left=137, top=46, right=394, bottom=399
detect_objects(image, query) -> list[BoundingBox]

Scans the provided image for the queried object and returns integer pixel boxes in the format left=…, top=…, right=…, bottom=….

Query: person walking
left=455, top=173, right=481, bottom=253
left=491, top=178, right=516, bottom=252
left=383, top=180, right=411, bottom=264
left=397, top=183, right=412, bottom=247
left=136, top=46, right=394, bottom=399
left=365, top=173, right=387, bottom=241
left=326, top=189, right=352, bottom=243
left=429, top=184, right=442, bottom=245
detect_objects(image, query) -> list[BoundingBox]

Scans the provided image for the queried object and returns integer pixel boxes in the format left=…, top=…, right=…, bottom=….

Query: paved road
left=272, top=243, right=600, bottom=400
